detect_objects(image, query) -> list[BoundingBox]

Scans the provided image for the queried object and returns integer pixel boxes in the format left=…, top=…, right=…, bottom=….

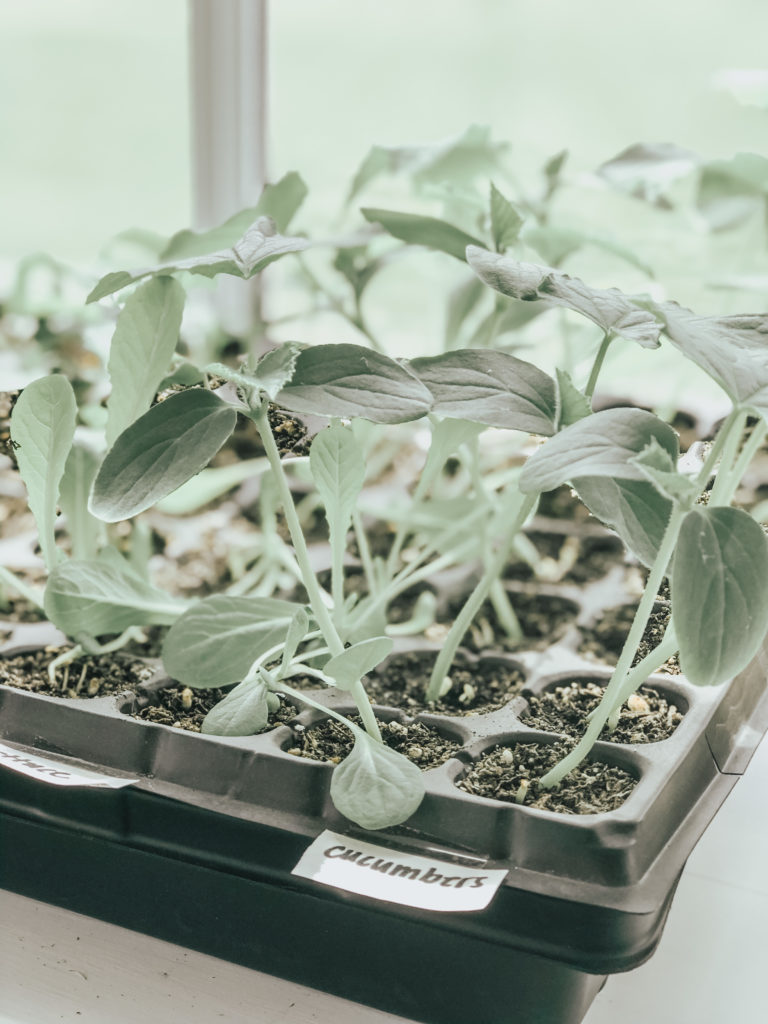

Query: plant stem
left=425, top=490, right=538, bottom=702
left=251, top=405, right=382, bottom=742
left=604, top=623, right=678, bottom=730
left=712, top=415, right=766, bottom=507
left=539, top=504, right=686, bottom=789
left=0, top=566, right=45, bottom=609
left=584, top=331, right=614, bottom=400
left=709, top=409, right=748, bottom=505
left=352, top=509, right=378, bottom=596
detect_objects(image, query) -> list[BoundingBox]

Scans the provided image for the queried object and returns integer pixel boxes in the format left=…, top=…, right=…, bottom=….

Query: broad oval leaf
left=361, top=208, right=484, bottom=262
left=519, top=408, right=679, bottom=493
left=467, top=246, right=662, bottom=348
left=630, top=439, right=699, bottom=505
left=201, top=677, right=270, bottom=736
left=10, top=375, right=77, bottom=572
left=324, top=637, right=394, bottom=691
left=162, top=595, right=304, bottom=688
left=44, top=558, right=185, bottom=638
left=277, top=344, right=433, bottom=424
left=409, top=350, right=557, bottom=435
left=330, top=731, right=425, bottom=830
left=573, top=476, right=673, bottom=568
left=310, top=421, right=366, bottom=536
left=106, top=275, right=185, bottom=445
left=90, top=389, right=237, bottom=522
left=653, top=302, right=768, bottom=421
left=672, top=507, right=768, bottom=686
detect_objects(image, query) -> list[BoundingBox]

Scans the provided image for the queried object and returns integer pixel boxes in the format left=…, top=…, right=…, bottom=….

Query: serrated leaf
left=520, top=408, right=680, bottom=493
left=90, top=389, right=237, bottom=522
left=310, top=420, right=366, bottom=535
left=672, top=507, right=768, bottom=686
left=10, top=375, right=77, bottom=571
left=277, top=344, right=433, bottom=424
left=445, top=274, right=486, bottom=348
left=44, top=558, right=185, bottom=638
left=87, top=220, right=308, bottom=303
left=162, top=595, right=304, bottom=687
left=106, top=276, right=185, bottom=445
left=410, top=350, right=557, bottom=435
left=555, top=369, right=592, bottom=429
left=652, top=302, right=768, bottom=420
left=251, top=342, right=303, bottom=399
left=161, top=172, right=308, bottom=261
left=467, top=246, right=662, bottom=348
left=346, top=124, right=507, bottom=203
left=490, top=183, right=524, bottom=252
left=279, top=607, right=311, bottom=677
left=630, top=439, right=699, bottom=505
left=324, top=637, right=393, bottom=691
left=573, top=476, right=672, bottom=567
left=596, top=142, right=699, bottom=206
left=330, top=730, right=425, bottom=829
left=361, top=208, right=485, bottom=262
left=201, top=677, right=270, bottom=736
left=59, top=443, right=102, bottom=561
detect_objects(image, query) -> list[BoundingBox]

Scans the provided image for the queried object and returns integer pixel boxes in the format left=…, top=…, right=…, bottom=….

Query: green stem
left=251, top=406, right=381, bottom=742
left=352, top=509, right=378, bottom=597
left=0, top=566, right=45, bottom=610
left=604, top=623, right=678, bottom=730
left=539, top=504, right=686, bottom=789
left=713, top=415, right=766, bottom=507
left=709, top=409, right=748, bottom=505
left=584, top=331, right=614, bottom=400
left=489, top=579, right=523, bottom=640
left=425, top=491, right=538, bottom=702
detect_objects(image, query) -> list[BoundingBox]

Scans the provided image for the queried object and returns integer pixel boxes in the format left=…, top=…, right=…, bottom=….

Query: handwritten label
left=292, top=829, right=507, bottom=912
left=0, top=741, right=137, bottom=789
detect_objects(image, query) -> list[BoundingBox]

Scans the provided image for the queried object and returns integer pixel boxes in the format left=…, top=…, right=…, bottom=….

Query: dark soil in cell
left=0, top=647, right=156, bottom=698
left=523, top=681, right=683, bottom=743
left=536, top=485, right=592, bottom=522
left=444, top=592, right=578, bottom=653
left=504, top=531, right=623, bottom=585
left=364, top=650, right=526, bottom=715
left=131, top=684, right=297, bottom=733
left=579, top=602, right=680, bottom=673
left=222, top=405, right=312, bottom=461
left=457, top=740, right=637, bottom=814
left=0, top=595, right=45, bottom=624
left=285, top=715, right=461, bottom=769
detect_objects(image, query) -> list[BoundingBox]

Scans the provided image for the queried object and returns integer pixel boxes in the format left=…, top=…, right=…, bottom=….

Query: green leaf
left=652, top=302, right=768, bottom=421
left=10, top=375, right=77, bottom=571
left=250, top=342, right=303, bottom=400
left=672, top=507, right=768, bottom=686
left=201, top=677, right=270, bottom=736
left=160, top=172, right=308, bottom=261
left=279, top=608, right=311, bottom=678
left=361, top=208, right=485, bottom=262
left=490, top=183, right=524, bottom=252
left=90, top=389, right=237, bottom=522
left=59, top=443, right=102, bottom=561
left=162, top=595, right=305, bottom=688
left=573, top=476, right=672, bottom=568
left=555, top=369, right=592, bottom=430
left=596, top=142, right=699, bottom=207
left=630, top=439, right=700, bottom=505
left=324, top=637, right=393, bottom=691
left=105, top=276, right=185, bottom=445
left=330, top=730, right=426, bottom=830
left=466, top=246, right=662, bottom=348
left=409, top=350, right=557, bottom=435
left=277, top=344, right=433, bottom=424
left=519, top=408, right=679, bottom=493
left=347, top=124, right=507, bottom=203
left=445, top=275, right=486, bottom=348
left=543, top=149, right=568, bottom=189
left=87, top=219, right=308, bottom=303
left=44, top=558, right=185, bottom=637
left=310, top=420, right=366, bottom=537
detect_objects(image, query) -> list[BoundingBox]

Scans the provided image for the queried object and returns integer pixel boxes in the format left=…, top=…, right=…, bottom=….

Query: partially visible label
left=0, top=741, right=137, bottom=789
left=292, top=829, right=507, bottom=913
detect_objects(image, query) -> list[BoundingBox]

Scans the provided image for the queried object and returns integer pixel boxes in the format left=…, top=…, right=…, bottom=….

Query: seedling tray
left=2, top=559, right=768, bottom=1024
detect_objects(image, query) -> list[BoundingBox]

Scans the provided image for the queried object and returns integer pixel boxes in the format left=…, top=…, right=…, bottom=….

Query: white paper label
left=0, top=741, right=137, bottom=789
left=292, top=829, right=507, bottom=912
